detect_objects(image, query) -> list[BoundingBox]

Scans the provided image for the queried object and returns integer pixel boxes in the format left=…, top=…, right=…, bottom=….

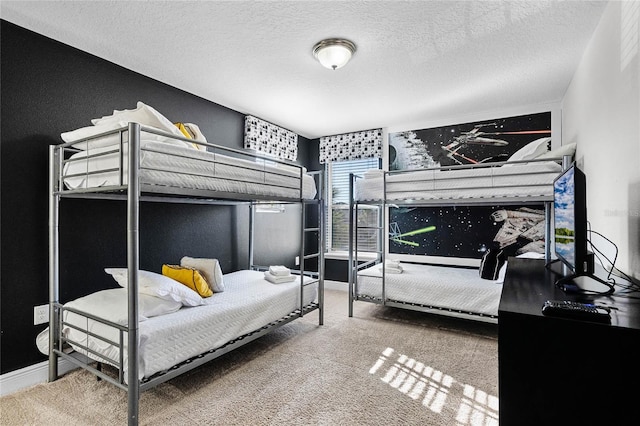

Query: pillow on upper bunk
left=60, top=120, right=193, bottom=150
left=104, top=268, right=204, bottom=306
left=162, top=264, right=213, bottom=297
left=63, top=101, right=201, bottom=151
left=506, top=137, right=551, bottom=163
left=180, top=256, right=225, bottom=293
left=91, top=101, right=184, bottom=137
left=533, top=142, right=576, bottom=161
left=479, top=248, right=507, bottom=281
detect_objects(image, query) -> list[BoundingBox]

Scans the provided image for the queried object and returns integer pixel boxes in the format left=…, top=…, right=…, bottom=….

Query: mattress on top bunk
left=356, top=262, right=503, bottom=317
left=49, top=270, right=317, bottom=381
left=355, top=161, right=561, bottom=201
left=62, top=141, right=317, bottom=199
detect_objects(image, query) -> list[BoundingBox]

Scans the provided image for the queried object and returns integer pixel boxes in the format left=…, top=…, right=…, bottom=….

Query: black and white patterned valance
left=319, top=129, right=383, bottom=164
left=244, top=115, right=298, bottom=161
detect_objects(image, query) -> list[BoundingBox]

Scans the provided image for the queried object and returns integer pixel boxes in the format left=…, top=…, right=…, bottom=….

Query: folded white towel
left=384, top=259, right=400, bottom=267
left=378, top=264, right=403, bottom=274
left=363, top=169, right=384, bottom=179
left=269, top=265, right=291, bottom=276
left=264, top=271, right=296, bottom=284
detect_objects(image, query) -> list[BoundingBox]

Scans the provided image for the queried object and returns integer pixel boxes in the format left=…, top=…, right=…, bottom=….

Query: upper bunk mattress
left=356, top=262, right=503, bottom=318
left=61, top=141, right=317, bottom=200
left=51, top=270, right=317, bottom=380
left=355, top=161, right=562, bottom=202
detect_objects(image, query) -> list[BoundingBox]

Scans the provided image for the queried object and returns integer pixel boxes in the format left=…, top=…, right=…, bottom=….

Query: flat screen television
left=553, top=163, right=590, bottom=275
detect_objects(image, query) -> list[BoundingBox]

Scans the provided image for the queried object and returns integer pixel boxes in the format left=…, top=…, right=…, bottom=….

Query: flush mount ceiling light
left=312, top=38, right=356, bottom=70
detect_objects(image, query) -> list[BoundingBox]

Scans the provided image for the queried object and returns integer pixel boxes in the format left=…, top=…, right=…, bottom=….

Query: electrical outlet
left=295, top=256, right=300, bottom=266
left=34, top=304, right=49, bottom=325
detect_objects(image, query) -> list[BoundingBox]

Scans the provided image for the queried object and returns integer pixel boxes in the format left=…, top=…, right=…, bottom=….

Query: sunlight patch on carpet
left=456, top=384, right=499, bottom=426
left=369, top=347, right=498, bottom=425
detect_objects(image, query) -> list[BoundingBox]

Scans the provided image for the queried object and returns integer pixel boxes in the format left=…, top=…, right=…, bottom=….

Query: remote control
left=541, top=300, right=611, bottom=323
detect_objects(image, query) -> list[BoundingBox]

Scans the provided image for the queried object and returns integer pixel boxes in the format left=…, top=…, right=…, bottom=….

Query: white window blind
left=327, top=158, right=380, bottom=252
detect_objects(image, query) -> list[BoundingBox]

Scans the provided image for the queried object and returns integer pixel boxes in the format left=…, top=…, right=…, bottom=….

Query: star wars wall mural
left=389, top=205, right=546, bottom=258
left=388, top=111, right=551, bottom=259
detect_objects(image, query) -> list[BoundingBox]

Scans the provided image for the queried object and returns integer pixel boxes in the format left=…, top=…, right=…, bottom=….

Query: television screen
left=553, top=164, right=588, bottom=274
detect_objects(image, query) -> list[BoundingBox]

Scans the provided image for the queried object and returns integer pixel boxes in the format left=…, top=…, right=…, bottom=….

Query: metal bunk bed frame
left=48, top=123, right=325, bottom=425
left=347, top=155, right=573, bottom=320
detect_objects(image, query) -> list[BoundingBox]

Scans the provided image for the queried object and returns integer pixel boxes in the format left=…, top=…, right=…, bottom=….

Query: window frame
left=325, top=157, right=381, bottom=254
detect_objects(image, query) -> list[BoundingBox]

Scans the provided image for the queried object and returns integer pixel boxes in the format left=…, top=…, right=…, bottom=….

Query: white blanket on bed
left=355, top=162, right=561, bottom=201
left=38, top=270, right=317, bottom=381
left=62, top=141, right=317, bottom=199
left=357, top=262, right=503, bottom=317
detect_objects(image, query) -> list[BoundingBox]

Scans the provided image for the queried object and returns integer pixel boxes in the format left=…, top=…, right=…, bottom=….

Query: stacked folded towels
left=264, top=265, right=296, bottom=284
left=363, top=169, right=384, bottom=179
left=378, top=259, right=403, bottom=274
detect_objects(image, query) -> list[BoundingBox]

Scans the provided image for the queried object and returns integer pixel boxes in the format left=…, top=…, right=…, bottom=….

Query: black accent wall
left=0, top=21, right=314, bottom=374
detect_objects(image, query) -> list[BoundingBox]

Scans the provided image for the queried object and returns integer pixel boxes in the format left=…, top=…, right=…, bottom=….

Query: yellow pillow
left=162, top=264, right=212, bottom=298
left=174, top=122, right=193, bottom=139
left=175, top=122, right=203, bottom=150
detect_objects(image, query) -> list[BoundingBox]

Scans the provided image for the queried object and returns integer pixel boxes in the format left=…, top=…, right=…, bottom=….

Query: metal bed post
left=127, top=122, right=141, bottom=426
left=48, top=146, right=60, bottom=382
left=249, top=203, right=255, bottom=269
left=299, top=201, right=306, bottom=316
left=348, top=173, right=355, bottom=317
left=381, top=171, right=387, bottom=305
left=317, top=172, right=325, bottom=326
left=545, top=202, right=552, bottom=262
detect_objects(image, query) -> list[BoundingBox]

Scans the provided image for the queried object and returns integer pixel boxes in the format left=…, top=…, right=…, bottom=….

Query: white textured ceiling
left=1, top=1, right=608, bottom=139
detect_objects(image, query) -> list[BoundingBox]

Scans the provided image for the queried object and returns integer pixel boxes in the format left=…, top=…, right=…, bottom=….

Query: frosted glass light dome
left=313, top=39, right=356, bottom=70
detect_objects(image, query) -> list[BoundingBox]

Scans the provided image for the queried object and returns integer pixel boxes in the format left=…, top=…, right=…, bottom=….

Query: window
left=327, top=158, right=380, bottom=252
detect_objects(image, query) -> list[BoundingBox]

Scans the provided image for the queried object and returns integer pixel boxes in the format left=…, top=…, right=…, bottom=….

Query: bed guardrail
left=53, top=123, right=313, bottom=202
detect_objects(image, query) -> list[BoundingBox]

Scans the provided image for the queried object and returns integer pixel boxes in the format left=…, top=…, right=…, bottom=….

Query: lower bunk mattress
left=38, top=270, right=317, bottom=381
left=356, top=262, right=503, bottom=318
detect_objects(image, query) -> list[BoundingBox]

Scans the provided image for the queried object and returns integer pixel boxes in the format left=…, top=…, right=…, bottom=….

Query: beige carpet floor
left=1, top=288, right=499, bottom=425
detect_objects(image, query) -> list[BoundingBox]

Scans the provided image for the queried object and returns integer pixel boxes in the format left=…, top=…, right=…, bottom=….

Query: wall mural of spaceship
left=389, top=205, right=546, bottom=258
left=387, top=111, right=551, bottom=260
left=389, top=111, right=551, bottom=170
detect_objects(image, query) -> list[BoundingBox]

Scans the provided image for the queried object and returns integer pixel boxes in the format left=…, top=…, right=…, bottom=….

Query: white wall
left=562, top=0, right=640, bottom=278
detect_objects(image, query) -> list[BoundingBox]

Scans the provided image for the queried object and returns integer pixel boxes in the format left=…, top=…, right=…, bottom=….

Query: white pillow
left=64, top=288, right=181, bottom=323
left=61, top=120, right=128, bottom=144
left=61, top=122, right=192, bottom=150
left=180, top=256, right=225, bottom=293
left=139, top=291, right=183, bottom=317
left=507, top=137, right=551, bottom=162
left=105, top=268, right=204, bottom=306
left=534, top=142, right=576, bottom=160
left=91, top=101, right=184, bottom=139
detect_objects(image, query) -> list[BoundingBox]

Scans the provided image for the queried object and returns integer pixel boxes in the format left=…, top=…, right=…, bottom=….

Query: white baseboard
left=0, top=358, right=77, bottom=397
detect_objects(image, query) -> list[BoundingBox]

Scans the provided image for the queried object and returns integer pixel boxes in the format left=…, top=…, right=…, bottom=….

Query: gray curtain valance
left=244, top=115, right=298, bottom=161
left=319, top=129, right=382, bottom=163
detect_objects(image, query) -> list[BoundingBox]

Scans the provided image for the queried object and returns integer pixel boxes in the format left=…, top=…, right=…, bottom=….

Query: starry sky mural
left=389, top=205, right=546, bottom=259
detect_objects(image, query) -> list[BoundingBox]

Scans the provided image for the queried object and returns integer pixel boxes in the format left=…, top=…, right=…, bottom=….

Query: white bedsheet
left=41, top=270, right=317, bottom=380
left=356, top=263, right=503, bottom=317
left=62, top=141, right=317, bottom=199
left=355, top=161, right=561, bottom=201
